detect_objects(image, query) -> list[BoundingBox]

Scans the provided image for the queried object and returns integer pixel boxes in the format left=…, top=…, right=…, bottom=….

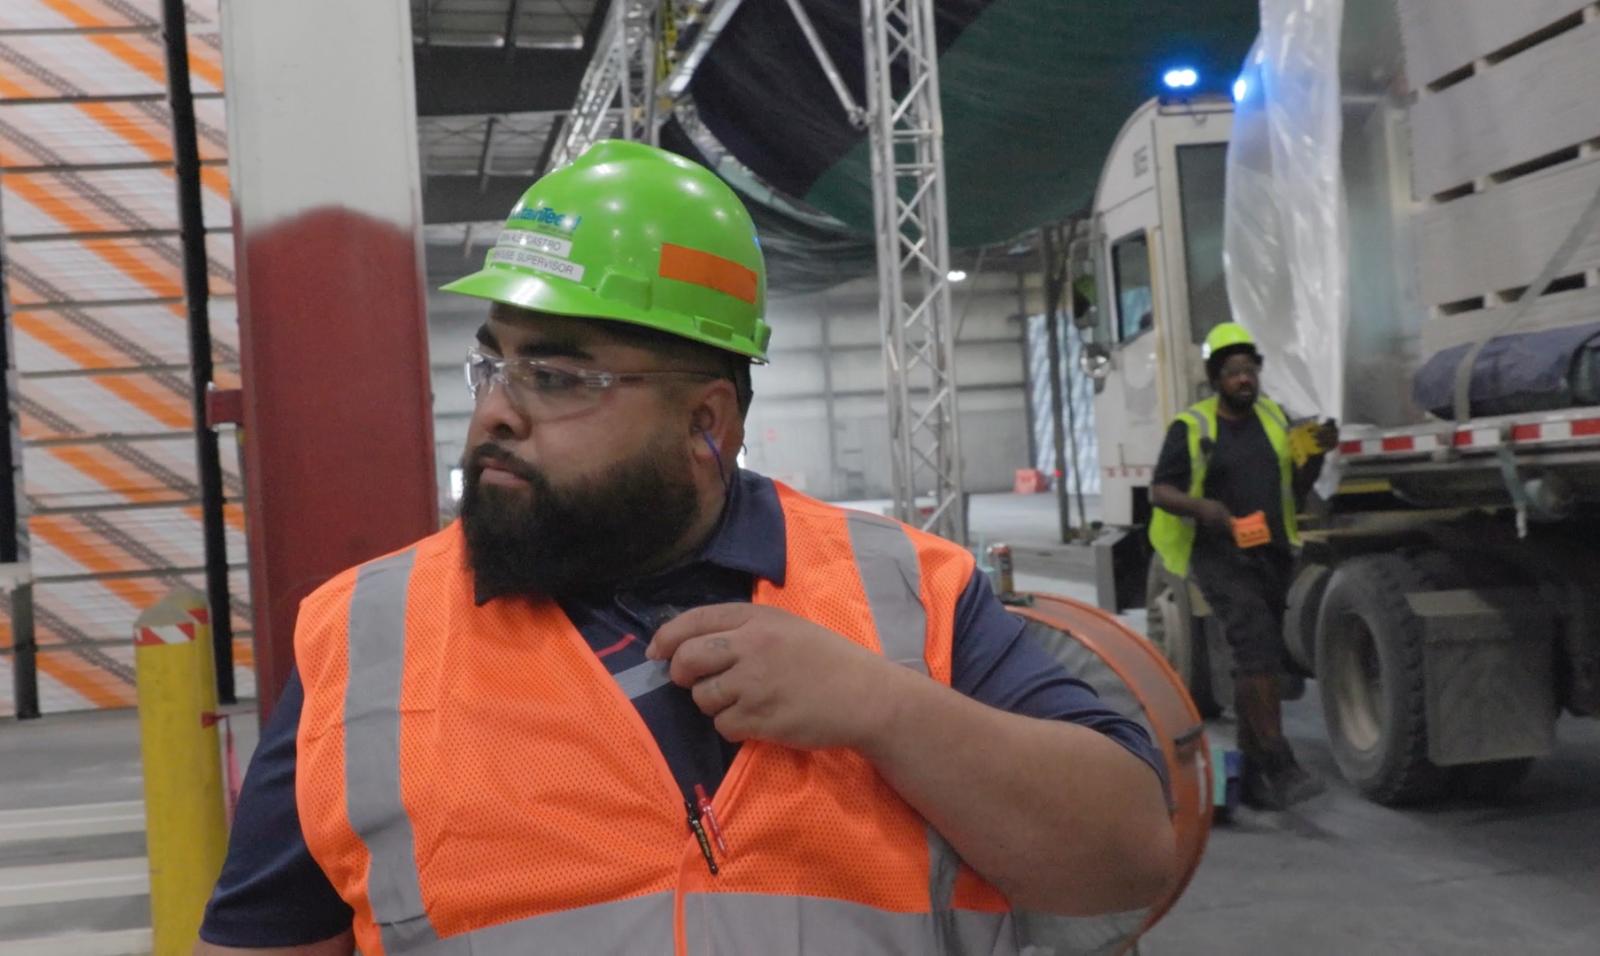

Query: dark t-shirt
left=200, top=470, right=1166, bottom=948
left=1152, top=410, right=1290, bottom=556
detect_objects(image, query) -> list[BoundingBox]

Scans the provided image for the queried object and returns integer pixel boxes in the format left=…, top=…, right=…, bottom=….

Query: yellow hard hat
left=1201, top=322, right=1256, bottom=361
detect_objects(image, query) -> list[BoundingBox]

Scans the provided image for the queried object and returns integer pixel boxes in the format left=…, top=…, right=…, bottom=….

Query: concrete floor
left=2, top=492, right=1597, bottom=954
left=1144, top=691, right=1600, bottom=956
left=0, top=709, right=260, bottom=954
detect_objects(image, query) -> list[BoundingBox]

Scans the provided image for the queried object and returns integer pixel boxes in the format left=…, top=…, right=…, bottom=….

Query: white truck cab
left=1075, top=96, right=1236, bottom=613
left=1085, top=96, right=1234, bottom=532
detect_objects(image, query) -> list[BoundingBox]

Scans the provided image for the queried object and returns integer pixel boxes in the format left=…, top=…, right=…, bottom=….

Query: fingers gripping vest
left=294, top=483, right=1016, bottom=955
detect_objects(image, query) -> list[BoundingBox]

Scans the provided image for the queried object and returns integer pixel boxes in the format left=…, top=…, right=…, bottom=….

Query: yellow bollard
left=135, top=585, right=228, bottom=955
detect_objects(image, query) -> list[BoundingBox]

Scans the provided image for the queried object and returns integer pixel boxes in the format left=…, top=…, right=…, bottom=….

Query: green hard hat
left=442, top=140, right=771, bottom=361
left=1201, top=321, right=1257, bottom=360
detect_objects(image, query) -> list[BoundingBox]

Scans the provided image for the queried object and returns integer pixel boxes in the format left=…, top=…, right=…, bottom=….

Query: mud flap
left=1409, top=588, right=1558, bottom=766
left=1092, top=528, right=1149, bottom=613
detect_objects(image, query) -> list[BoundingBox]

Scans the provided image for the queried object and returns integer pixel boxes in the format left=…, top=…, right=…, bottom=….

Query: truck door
left=1093, top=211, right=1167, bottom=526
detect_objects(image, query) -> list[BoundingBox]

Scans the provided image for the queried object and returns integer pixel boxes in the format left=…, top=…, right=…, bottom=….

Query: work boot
left=1234, top=672, right=1324, bottom=811
left=1241, top=749, right=1325, bottom=810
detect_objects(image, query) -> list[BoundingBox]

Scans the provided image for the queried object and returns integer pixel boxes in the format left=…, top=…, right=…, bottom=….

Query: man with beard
left=196, top=141, right=1175, bottom=956
left=1149, top=322, right=1338, bottom=811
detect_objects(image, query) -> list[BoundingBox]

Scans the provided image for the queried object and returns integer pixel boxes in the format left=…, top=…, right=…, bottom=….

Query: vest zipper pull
left=686, top=799, right=719, bottom=876
left=694, top=783, right=729, bottom=856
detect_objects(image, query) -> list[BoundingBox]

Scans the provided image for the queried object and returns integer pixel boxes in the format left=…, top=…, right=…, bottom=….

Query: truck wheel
left=1316, top=553, right=1449, bottom=805
left=1146, top=556, right=1221, bottom=718
left=1283, top=562, right=1332, bottom=676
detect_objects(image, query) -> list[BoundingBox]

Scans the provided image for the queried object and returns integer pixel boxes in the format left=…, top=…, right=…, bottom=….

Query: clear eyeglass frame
left=464, top=346, right=718, bottom=419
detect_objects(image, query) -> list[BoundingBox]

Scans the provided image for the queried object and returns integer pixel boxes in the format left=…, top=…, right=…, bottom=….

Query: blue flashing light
left=1162, top=67, right=1199, bottom=90
left=1233, top=76, right=1249, bottom=102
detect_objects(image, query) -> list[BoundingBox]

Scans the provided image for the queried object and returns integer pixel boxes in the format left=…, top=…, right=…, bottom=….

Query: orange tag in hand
left=1232, top=511, right=1272, bottom=549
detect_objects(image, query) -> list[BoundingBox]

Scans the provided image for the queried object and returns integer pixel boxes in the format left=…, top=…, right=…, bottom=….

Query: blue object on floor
left=1211, top=741, right=1242, bottom=813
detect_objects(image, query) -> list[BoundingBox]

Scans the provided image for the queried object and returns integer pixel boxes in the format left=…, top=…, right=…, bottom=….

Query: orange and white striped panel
left=34, top=573, right=251, bottom=652
left=11, top=299, right=240, bottom=372
left=30, top=504, right=247, bottom=577
left=4, top=234, right=235, bottom=306
left=3, top=572, right=253, bottom=717
left=21, top=431, right=242, bottom=511
left=22, top=374, right=199, bottom=439
left=0, top=0, right=247, bottom=714
left=3, top=168, right=232, bottom=237
left=0, top=1, right=221, bottom=31
left=0, top=98, right=230, bottom=167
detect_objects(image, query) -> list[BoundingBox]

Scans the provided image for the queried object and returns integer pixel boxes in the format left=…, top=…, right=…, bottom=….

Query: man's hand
left=1193, top=498, right=1233, bottom=531
left=647, top=604, right=905, bottom=750
left=653, top=603, right=1177, bottom=916
left=1315, top=418, right=1341, bottom=454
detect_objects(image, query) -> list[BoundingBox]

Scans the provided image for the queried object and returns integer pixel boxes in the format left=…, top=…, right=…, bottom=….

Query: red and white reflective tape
left=133, top=607, right=210, bottom=646
left=1341, top=415, right=1600, bottom=459
left=136, top=622, right=198, bottom=646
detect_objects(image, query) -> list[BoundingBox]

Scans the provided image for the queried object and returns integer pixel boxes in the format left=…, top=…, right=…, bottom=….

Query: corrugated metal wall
left=0, top=0, right=251, bottom=715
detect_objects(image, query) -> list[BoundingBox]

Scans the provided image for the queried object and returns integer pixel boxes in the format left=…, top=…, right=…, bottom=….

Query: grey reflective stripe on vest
left=844, top=512, right=928, bottom=674
left=928, top=828, right=963, bottom=951
left=1184, top=409, right=1211, bottom=446
left=344, top=549, right=464, bottom=954
left=685, top=892, right=1019, bottom=956
left=464, top=892, right=675, bottom=955
left=612, top=658, right=672, bottom=700
left=844, top=512, right=1012, bottom=954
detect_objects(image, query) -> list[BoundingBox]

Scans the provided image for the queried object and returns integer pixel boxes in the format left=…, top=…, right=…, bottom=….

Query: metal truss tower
left=551, top=0, right=965, bottom=543
left=548, top=0, right=662, bottom=168
left=862, top=0, right=964, bottom=542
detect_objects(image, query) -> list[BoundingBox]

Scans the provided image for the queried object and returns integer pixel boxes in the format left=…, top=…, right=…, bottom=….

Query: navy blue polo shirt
left=201, top=471, right=1164, bottom=948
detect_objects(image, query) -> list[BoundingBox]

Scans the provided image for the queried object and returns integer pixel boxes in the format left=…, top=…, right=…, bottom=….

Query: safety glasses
left=464, top=346, right=719, bottom=419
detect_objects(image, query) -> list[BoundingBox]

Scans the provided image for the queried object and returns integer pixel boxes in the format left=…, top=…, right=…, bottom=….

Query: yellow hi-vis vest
left=1148, top=396, right=1299, bottom=578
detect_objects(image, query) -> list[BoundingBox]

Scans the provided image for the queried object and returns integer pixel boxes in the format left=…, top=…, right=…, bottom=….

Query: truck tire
left=1146, top=556, right=1221, bottom=718
left=1316, top=552, right=1449, bottom=805
left=1283, top=562, right=1332, bottom=676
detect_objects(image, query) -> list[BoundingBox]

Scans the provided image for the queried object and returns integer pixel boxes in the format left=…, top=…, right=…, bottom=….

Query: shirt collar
left=472, top=468, right=787, bottom=605
left=697, top=469, right=788, bottom=586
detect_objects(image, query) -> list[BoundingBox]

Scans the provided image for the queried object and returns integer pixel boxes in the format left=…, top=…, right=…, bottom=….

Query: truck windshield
left=1176, top=143, right=1233, bottom=345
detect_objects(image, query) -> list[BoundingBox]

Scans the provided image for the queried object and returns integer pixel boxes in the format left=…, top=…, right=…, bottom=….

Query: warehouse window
left=1111, top=231, right=1153, bottom=343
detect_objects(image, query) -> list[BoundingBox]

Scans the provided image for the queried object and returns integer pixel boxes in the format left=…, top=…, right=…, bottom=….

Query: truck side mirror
left=1067, top=236, right=1100, bottom=335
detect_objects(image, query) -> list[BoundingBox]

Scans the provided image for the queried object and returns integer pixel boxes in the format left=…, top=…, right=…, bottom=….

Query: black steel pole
left=0, top=196, right=38, bottom=720
left=161, top=0, right=235, bottom=703
left=12, top=584, right=37, bottom=720
left=1040, top=226, right=1072, bottom=544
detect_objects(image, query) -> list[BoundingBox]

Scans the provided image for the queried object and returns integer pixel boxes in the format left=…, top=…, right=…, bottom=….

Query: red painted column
left=222, top=2, right=436, bottom=718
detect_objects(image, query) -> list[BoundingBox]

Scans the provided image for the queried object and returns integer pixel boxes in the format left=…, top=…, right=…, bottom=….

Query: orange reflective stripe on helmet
left=658, top=242, right=760, bottom=306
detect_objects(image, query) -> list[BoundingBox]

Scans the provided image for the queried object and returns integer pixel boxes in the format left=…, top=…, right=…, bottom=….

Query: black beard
left=1220, top=388, right=1258, bottom=415
left=458, top=437, right=702, bottom=600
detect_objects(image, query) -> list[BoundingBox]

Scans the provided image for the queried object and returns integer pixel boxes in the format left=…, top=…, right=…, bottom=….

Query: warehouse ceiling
left=413, top=0, right=1259, bottom=292
left=413, top=0, right=608, bottom=227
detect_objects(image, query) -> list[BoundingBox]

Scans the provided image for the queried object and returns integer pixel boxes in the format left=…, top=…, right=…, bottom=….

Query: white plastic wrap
left=1223, top=0, right=1348, bottom=458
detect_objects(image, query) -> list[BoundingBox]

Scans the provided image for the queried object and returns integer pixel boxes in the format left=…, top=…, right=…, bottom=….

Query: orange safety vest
left=294, top=482, right=1017, bottom=955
